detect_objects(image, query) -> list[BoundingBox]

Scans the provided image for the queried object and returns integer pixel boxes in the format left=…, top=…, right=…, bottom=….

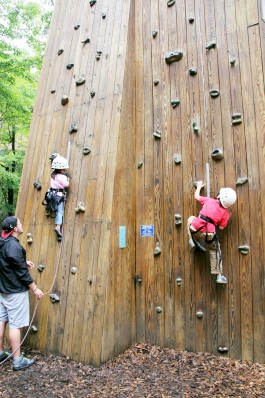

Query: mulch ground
left=0, top=343, right=265, bottom=397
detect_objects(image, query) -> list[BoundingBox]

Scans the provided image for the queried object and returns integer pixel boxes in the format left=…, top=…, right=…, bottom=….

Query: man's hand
left=34, top=288, right=44, bottom=300
left=26, top=261, right=35, bottom=270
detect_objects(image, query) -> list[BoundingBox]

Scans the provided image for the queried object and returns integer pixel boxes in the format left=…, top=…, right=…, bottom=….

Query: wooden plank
left=135, top=0, right=146, bottom=344
left=105, top=0, right=136, bottom=360
left=162, top=0, right=176, bottom=349
left=246, top=0, right=259, bottom=26
left=60, top=0, right=105, bottom=360
left=141, top=0, right=155, bottom=344
left=222, top=0, right=241, bottom=360
left=248, top=23, right=265, bottom=362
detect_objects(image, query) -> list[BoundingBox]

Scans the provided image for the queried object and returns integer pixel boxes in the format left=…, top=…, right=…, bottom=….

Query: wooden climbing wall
left=16, top=0, right=265, bottom=365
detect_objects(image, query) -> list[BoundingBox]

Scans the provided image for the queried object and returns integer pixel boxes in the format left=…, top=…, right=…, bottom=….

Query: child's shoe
left=216, top=274, right=227, bottom=284
left=54, top=226, right=62, bottom=237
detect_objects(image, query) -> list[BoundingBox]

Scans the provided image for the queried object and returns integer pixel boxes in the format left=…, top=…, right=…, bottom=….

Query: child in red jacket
left=187, top=181, right=237, bottom=284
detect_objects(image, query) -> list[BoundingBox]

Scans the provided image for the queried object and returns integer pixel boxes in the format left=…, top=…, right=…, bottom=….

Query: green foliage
left=0, top=0, right=53, bottom=219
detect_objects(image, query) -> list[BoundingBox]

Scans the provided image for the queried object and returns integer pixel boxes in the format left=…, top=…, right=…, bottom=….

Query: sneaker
left=13, top=355, right=34, bottom=371
left=54, top=226, right=62, bottom=237
left=216, top=274, right=227, bottom=284
left=0, top=350, right=10, bottom=361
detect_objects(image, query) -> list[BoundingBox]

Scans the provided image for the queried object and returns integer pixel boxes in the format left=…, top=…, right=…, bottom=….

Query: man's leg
left=9, top=328, right=21, bottom=359
left=0, top=320, right=7, bottom=352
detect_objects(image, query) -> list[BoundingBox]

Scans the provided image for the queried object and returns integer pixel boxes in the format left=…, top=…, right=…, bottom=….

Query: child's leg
left=54, top=201, right=64, bottom=226
left=187, top=216, right=196, bottom=248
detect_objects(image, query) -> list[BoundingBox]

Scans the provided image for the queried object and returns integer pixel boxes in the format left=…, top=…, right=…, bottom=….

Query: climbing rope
left=0, top=225, right=65, bottom=366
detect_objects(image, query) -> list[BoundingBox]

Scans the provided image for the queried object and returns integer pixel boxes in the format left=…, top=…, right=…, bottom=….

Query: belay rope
left=0, top=225, right=65, bottom=366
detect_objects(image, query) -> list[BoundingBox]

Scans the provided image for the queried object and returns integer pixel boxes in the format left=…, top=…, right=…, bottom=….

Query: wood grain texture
left=18, top=0, right=265, bottom=365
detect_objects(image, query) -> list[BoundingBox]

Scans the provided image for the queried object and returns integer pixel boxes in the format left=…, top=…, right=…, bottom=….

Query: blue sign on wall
left=140, top=225, right=154, bottom=237
left=119, top=226, right=126, bottom=248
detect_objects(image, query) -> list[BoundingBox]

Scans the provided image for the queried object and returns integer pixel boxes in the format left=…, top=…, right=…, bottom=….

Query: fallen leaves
left=0, top=344, right=265, bottom=397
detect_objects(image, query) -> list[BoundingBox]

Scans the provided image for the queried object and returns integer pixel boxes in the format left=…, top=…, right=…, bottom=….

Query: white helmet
left=51, top=156, right=69, bottom=169
left=219, top=187, right=237, bottom=208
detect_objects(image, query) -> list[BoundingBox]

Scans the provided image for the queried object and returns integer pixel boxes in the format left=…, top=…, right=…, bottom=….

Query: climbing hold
left=218, top=346, right=228, bottom=353
left=27, top=233, right=33, bottom=244
left=205, top=39, right=216, bottom=49
left=230, top=57, right=236, bottom=65
left=50, top=293, right=60, bottom=303
left=81, top=37, right=90, bottom=44
left=61, top=95, right=69, bottom=106
left=193, top=181, right=204, bottom=189
left=196, top=311, right=204, bottom=319
left=75, top=202, right=85, bottom=213
left=153, top=79, right=159, bottom=86
left=173, top=154, right=182, bottom=164
left=165, top=49, right=183, bottom=64
left=30, top=325, right=38, bottom=334
left=102, top=12, right=106, bottom=19
left=156, top=306, right=162, bottom=313
left=83, top=147, right=91, bottom=155
left=75, top=77, right=86, bottom=86
left=232, top=113, right=242, bottom=125
left=57, top=49, right=64, bottom=55
left=89, top=0, right=96, bottom=6
left=236, top=176, right=248, bottom=186
left=51, top=89, right=56, bottom=94
left=71, top=267, right=77, bottom=274
left=154, top=246, right=161, bottom=256
left=167, top=0, right=175, bottom=6
left=49, top=153, right=59, bottom=162
left=174, top=213, right=182, bottom=226
left=171, top=99, right=180, bottom=108
left=152, top=29, right=158, bottom=38
left=90, top=90, right=95, bottom=98
left=193, top=120, right=199, bottom=133
left=96, top=51, right=102, bottom=60
left=238, top=245, right=250, bottom=255
left=38, top=264, right=45, bottom=272
left=153, top=130, right=161, bottom=139
left=69, top=124, right=78, bottom=134
left=74, top=24, right=80, bottom=30
left=137, top=160, right=143, bottom=169
left=189, top=67, right=197, bottom=76
left=135, top=274, right=142, bottom=285
left=66, top=63, right=74, bottom=70
left=211, top=148, right=224, bottom=160
left=33, top=180, right=42, bottom=190
left=188, top=17, right=195, bottom=23
left=210, top=89, right=220, bottom=98
left=176, top=277, right=182, bottom=286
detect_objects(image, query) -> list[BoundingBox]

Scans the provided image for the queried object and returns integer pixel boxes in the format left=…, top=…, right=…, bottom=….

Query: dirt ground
left=0, top=343, right=265, bottom=397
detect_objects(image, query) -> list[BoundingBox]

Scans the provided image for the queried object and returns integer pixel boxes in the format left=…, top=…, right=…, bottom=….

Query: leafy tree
left=0, top=0, right=53, bottom=219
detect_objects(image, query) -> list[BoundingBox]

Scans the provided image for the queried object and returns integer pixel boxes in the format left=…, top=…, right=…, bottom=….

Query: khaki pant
left=187, top=216, right=222, bottom=275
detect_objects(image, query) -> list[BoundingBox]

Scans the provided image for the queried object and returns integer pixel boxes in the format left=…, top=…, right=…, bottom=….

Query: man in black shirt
left=0, top=216, right=44, bottom=370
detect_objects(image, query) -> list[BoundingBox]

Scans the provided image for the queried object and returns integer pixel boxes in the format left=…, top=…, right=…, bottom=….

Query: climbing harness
left=42, top=188, right=66, bottom=217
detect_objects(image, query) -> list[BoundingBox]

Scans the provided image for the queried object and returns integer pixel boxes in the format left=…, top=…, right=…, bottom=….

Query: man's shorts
left=0, top=291, right=30, bottom=329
